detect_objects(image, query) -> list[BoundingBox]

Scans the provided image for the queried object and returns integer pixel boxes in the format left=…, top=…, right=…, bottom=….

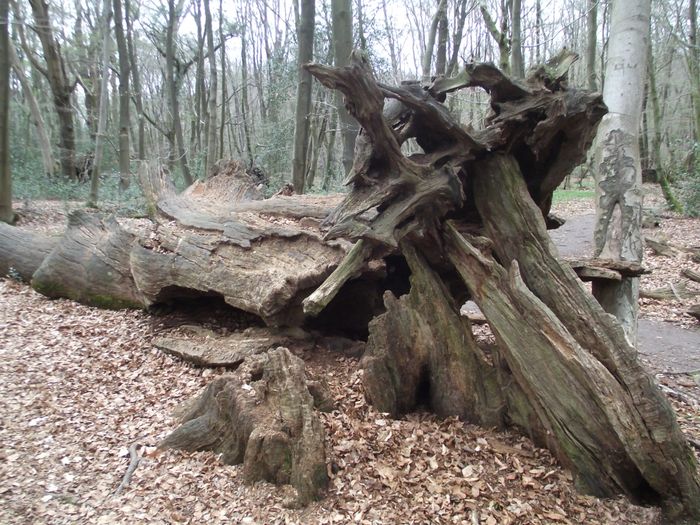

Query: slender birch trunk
left=88, top=0, right=113, bottom=207
left=592, top=0, right=651, bottom=344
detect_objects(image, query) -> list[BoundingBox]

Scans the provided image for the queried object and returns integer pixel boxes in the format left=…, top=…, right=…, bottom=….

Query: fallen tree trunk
left=640, top=281, right=700, bottom=300
left=0, top=223, right=58, bottom=281
left=31, top=211, right=144, bottom=309
left=2, top=52, right=699, bottom=519
left=305, top=51, right=700, bottom=520
left=458, top=154, right=700, bottom=513
left=1, top=163, right=369, bottom=328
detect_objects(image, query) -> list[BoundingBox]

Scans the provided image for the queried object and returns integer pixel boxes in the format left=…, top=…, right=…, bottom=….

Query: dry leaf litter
left=1, top=190, right=698, bottom=524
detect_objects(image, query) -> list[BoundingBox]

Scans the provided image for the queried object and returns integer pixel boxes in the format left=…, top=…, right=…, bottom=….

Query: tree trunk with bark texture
left=88, top=0, right=113, bottom=207
left=592, top=0, right=650, bottom=343
left=113, top=0, right=131, bottom=190
left=166, top=0, right=193, bottom=186
left=331, top=0, right=358, bottom=178
left=510, top=0, right=524, bottom=78
left=28, top=0, right=76, bottom=180
left=303, top=50, right=700, bottom=521
left=291, top=0, right=315, bottom=193
left=160, top=347, right=329, bottom=506
left=0, top=224, right=57, bottom=281
left=0, top=0, right=11, bottom=224
left=203, top=0, right=218, bottom=178
left=9, top=44, right=54, bottom=178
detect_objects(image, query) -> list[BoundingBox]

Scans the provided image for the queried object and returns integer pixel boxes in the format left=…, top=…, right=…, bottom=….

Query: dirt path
left=550, top=214, right=700, bottom=374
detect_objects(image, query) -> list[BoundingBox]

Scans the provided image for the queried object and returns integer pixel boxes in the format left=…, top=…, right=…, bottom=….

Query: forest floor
left=1, top=185, right=699, bottom=525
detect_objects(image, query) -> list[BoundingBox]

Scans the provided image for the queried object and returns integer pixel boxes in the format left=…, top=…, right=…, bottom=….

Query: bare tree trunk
left=322, top=108, right=338, bottom=191
left=113, top=0, right=131, bottom=190
left=0, top=0, right=12, bottom=223
left=355, top=0, right=367, bottom=51
left=88, top=0, right=113, bottom=207
left=422, top=0, right=446, bottom=82
left=535, top=0, right=542, bottom=63
left=203, top=0, right=218, bottom=177
left=479, top=0, right=511, bottom=74
left=9, top=43, right=54, bottom=177
left=689, top=0, right=700, bottom=145
left=190, top=0, right=205, bottom=156
left=647, top=38, right=682, bottom=212
left=240, top=24, right=254, bottom=167
left=435, top=0, right=449, bottom=76
left=166, top=0, right=193, bottom=186
left=592, top=0, right=650, bottom=344
left=125, top=0, right=145, bottom=161
left=510, top=0, right=524, bottom=78
left=331, top=0, right=357, bottom=178
left=446, top=0, right=469, bottom=77
left=380, top=0, right=399, bottom=80
left=586, top=0, right=598, bottom=91
left=218, top=0, right=226, bottom=159
left=28, top=0, right=76, bottom=179
left=291, top=0, right=315, bottom=194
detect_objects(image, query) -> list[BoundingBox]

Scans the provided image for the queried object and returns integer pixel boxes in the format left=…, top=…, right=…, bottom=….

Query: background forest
left=2, top=0, right=699, bottom=213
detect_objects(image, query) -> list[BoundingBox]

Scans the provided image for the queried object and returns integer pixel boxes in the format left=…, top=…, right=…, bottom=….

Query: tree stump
left=159, top=347, right=328, bottom=506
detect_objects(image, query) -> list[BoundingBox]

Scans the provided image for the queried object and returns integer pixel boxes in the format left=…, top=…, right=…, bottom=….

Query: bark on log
left=466, top=154, right=700, bottom=516
left=306, top=53, right=700, bottom=520
left=566, top=258, right=650, bottom=280
left=160, top=347, right=328, bottom=506
left=646, top=236, right=680, bottom=257
left=31, top=211, right=144, bottom=309
left=2, top=165, right=357, bottom=327
left=0, top=223, right=58, bottom=281
left=688, top=304, right=700, bottom=322
left=363, top=243, right=509, bottom=427
left=153, top=326, right=312, bottom=368
left=640, top=281, right=699, bottom=301
left=682, top=268, right=700, bottom=284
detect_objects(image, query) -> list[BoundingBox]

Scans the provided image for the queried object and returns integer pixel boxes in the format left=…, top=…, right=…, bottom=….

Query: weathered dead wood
left=160, top=347, right=328, bottom=506
left=640, top=281, right=700, bottom=301
left=468, top=154, right=700, bottom=518
left=302, top=239, right=372, bottom=316
left=306, top=53, right=464, bottom=250
left=688, top=304, right=700, bottom=322
left=131, top=222, right=345, bottom=325
left=154, top=326, right=311, bottom=367
left=113, top=443, right=142, bottom=496
left=0, top=164, right=360, bottom=328
left=565, top=258, right=650, bottom=282
left=305, top=51, right=700, bottom=519
left=646, top=236, right=680, bottom=257
left=0, top=223, right=58, bottom=281
left=566, top=258, right=650, bottom=278
left=682, top=268, right=700, bottom=283
left=446, top=225, right=640, bottom=495
left=363, top=243, right=510, bottom=427
left=31, top=211, right=144, bottom=309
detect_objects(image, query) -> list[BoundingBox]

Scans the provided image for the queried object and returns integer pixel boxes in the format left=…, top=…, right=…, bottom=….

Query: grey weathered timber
left=0, top=223, right=57, bottom=281
left=160, top=347, right=328, bottom=506
left=306, top=51, right=700, bottom=520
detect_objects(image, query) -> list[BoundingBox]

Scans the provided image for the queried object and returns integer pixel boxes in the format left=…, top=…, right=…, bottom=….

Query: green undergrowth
left=552, top=189, right=595, bottom=203
left=12, top=156, right=148, bottom=217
